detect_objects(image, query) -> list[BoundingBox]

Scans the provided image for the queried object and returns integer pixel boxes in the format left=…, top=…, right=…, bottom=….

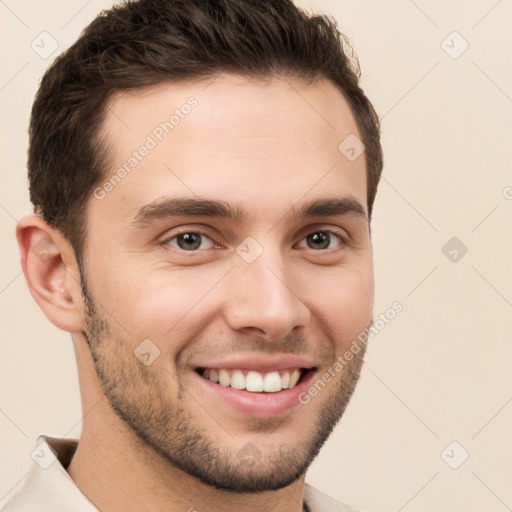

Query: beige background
left=1, top=1, right=511, bottom=510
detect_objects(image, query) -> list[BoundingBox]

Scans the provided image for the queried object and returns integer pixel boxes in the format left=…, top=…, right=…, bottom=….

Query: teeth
left=200, top=368, right=305, bottom=393
left=231, top=370, right=245, bottom=390
left=289, top=369, right=301, bottom=388
left=218, top=369, right=231, bottom=387
left=263, top=371, right=282, bottom=392
left=246, top=371, right=264, bottom=392
left=281, top=371, right=290, bottom=389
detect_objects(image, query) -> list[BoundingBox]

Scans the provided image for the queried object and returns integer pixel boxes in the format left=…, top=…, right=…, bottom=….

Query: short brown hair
left=28, top=0, right=383, bottom=259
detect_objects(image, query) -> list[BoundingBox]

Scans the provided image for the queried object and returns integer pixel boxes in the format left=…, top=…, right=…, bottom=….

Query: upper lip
left=193, top=355, right=318, bottom=373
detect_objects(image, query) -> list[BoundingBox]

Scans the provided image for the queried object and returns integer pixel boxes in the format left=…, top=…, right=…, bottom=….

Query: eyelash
left=161, top=228, right=347, bottom=252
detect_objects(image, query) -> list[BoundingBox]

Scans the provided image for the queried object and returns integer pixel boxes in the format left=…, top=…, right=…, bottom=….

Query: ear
left=16, top=215, right=84, bottom=333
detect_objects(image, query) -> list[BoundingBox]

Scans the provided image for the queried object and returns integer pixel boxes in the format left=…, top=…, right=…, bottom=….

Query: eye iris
left=177, top=233, right=201, bottom=250
left=307, top=232, right=330, bottom=250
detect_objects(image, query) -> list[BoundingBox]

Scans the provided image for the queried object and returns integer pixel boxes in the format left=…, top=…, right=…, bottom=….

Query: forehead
left=93, top=74, right=366, bottom=227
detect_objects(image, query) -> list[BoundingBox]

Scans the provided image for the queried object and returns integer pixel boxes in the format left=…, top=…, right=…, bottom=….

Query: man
left=8, top=0, right=383, bottom=510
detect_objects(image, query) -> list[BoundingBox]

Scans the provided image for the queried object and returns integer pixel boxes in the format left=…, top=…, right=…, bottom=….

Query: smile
left=198, top=368, right=304, bottom=393
left=192, top=356, right=318, bottom=416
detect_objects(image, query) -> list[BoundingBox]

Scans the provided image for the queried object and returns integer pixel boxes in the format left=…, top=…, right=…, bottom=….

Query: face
left=79, top=74, right=373, bottom=492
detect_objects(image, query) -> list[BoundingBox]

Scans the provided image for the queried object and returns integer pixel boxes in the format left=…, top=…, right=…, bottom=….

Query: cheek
left=92, top=261, right=225, bottom=344
left=306, top=263, right=374, bottom=347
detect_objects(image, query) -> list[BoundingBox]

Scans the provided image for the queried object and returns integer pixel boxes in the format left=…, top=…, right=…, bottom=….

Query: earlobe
left=16, top=215, right=84, bottom=333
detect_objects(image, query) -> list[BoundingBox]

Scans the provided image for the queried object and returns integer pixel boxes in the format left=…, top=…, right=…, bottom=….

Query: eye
left=297, top=231, right=343, bottom=251
left=165, top=232, right=215, bottom=251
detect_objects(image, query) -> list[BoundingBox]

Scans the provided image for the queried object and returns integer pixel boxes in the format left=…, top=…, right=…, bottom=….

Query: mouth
left=191, top=356, right=319, bottom=416
left=195, top=367, right=313, bottom=393
left=191, top=357, right=319, bottom=417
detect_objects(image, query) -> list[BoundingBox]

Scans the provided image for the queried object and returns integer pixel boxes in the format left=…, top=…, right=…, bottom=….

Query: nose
left=222, top=247, right=311, bottom=341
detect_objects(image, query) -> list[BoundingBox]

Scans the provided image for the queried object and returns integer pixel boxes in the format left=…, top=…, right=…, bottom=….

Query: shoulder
left=304, top=483, right=366, bottom=512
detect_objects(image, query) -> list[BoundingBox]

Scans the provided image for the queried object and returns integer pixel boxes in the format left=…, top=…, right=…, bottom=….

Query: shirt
left=2, top=436, right=362, bottom=512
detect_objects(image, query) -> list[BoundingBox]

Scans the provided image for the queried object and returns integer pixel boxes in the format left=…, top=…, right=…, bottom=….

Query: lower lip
left=193, top=369, right=317, bottom=417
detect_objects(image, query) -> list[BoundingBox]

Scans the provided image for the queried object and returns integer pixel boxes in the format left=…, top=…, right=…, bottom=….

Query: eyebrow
left=131, top=196, right=367, bottom=227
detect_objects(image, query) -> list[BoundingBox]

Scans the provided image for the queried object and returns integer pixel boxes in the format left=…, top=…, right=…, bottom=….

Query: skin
left=17, top=74, right=374, bottom=512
